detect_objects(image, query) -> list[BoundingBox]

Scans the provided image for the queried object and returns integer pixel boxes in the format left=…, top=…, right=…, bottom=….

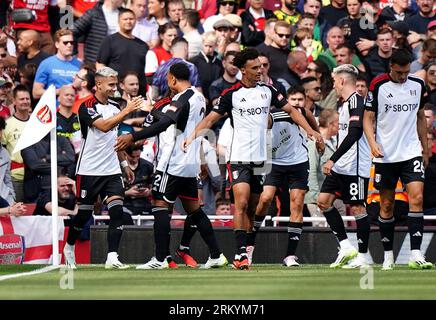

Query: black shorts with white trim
left=320, top=171, right=369, bottom=205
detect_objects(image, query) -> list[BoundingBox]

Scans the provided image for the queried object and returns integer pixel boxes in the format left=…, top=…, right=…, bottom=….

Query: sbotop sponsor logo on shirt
left=384, top=103, right=419, bottom=113
left=238, top=107, right=269, bottom=116
left=0, top=234, right=25, bottom=264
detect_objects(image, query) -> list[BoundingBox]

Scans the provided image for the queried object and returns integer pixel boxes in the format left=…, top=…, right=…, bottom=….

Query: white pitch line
left=0, top=265, right=60, bottom=282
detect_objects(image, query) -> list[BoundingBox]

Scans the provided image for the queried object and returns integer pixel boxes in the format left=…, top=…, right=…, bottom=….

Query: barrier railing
left=91, top=215, right=436, bottom=227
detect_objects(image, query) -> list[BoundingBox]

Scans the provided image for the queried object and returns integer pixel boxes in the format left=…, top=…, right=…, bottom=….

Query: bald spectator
left=16, top=30, right=50, bottom=71
left=33, top=29, right=81, bottom=100
left=286, top=51, right=308, bottom=88
left=180, top=9, right=203, bottom=59
left=57, top=85, right=79, bottom=143
left=11, top=0, right=59, bottom=55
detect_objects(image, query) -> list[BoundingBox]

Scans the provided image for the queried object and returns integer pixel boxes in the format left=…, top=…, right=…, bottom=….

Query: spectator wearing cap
left=225, top=14, right=243, bottom=43
left=190, top=32, right=224, bottom=107
left=407, top=0, right=436, bottom=35
left=202, top=0, right=238, bottom=32
left=377, top=0, right=413, bottom=28
left=180, top=9, right=203, bottom=59
left=33, top=29, right=81, bottom=100
left=411, top=39, right=436, bottom=73
left=240, top=0, right=275, bottom=47
left=16, top=30, right=50, bottom=71
left=0, top=77, right=13, bottom=119
left=213, top=19, right=234, bottom=56
left=363, top=28, right=395, bottom=79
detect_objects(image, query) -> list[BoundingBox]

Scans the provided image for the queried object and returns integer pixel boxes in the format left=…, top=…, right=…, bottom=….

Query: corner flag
left=13, top=84, right=61, bottom=266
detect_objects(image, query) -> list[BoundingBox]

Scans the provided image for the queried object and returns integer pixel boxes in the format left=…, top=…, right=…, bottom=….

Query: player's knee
left=408, top=193, right=423, bottom=208
left=350, top=204, right=365, bottom=215
left=380, top=198, right=394, bottom=213
left=259, top=193, right=273, bottom=207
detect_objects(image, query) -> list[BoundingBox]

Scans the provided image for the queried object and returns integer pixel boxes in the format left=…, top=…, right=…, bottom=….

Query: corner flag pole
left=50, top=126, right=59, bottom=266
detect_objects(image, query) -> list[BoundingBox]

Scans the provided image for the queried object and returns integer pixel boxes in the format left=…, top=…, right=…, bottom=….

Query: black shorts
left=152, top=171, right=198, bottom=204
left=263, top=162, right=309, bottom=190
left=320, top=171, right=369, bottom=205
left=76, top=174, right=124, bottom=204
left=227, top=162, right=265, bottom=194
left=374, top=156, right=425, bottom=190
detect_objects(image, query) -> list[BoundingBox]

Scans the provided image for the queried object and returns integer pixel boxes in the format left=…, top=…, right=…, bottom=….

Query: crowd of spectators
left=0, top=0, right=435, bottom=227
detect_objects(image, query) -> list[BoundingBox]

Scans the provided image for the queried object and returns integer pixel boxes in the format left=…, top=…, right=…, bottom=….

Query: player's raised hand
left=125, top=95, right=143, bottom=113
left=115, top=134, right=133, bottom=152
left=370, top=143, right=384, bottom=158
left=140, top=93, right=154, bottom=112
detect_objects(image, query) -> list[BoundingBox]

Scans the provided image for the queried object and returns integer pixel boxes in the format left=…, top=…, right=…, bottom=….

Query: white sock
left=339, top=239, right=353, bottom=249
left=107, top=252, right=118, bottom=259
left=384, top=250, right=394, bottom=261
left=411, top=249, right=422, bottom=259
left=65, top=243, right=75, bottom=250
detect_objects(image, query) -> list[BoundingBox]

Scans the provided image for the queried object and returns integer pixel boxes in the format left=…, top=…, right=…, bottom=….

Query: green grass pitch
left=1, top=264, right=436, bottom=300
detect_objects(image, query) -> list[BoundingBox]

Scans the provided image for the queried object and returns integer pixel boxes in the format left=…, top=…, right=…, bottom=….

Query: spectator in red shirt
left=211, top=198, right=234, bottom=227
left=12, top=0, right=60, bottom=55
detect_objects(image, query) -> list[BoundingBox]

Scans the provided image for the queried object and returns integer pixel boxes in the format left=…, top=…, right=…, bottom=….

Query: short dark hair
left=183, top=9, right=200, bottom=29
left=356, top=72, right=369, bottom=85
left=233, top=48, right=259, bottom=69
left=287, top=85, right=306, bottom=98
left=158, top=22, right=177, bottom=36
left=390, top=48, right=412, bottom=66
left=126, top=144, right=144, bottom=155
left=119, top=8, right=136, bottom=18
left=0, top=116, right=5, bottom=130
left=169, top=62, right=190, bottom=81
left=224, top=50, right=238, bottom=60
left=301, top=76, right=318, bottom=87
left=171, top=36, right=188, bottom=48
left=121, top=71, right=139, bottom=83
left=336, top=43, right=354, bottom=54
left=216, top=198, right=230, bottom=208
left=13, top=84, right=31, bottom=99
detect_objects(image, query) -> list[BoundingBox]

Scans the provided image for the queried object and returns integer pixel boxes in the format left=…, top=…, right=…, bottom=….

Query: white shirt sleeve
left=145, top=50, right=159, bottom=75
